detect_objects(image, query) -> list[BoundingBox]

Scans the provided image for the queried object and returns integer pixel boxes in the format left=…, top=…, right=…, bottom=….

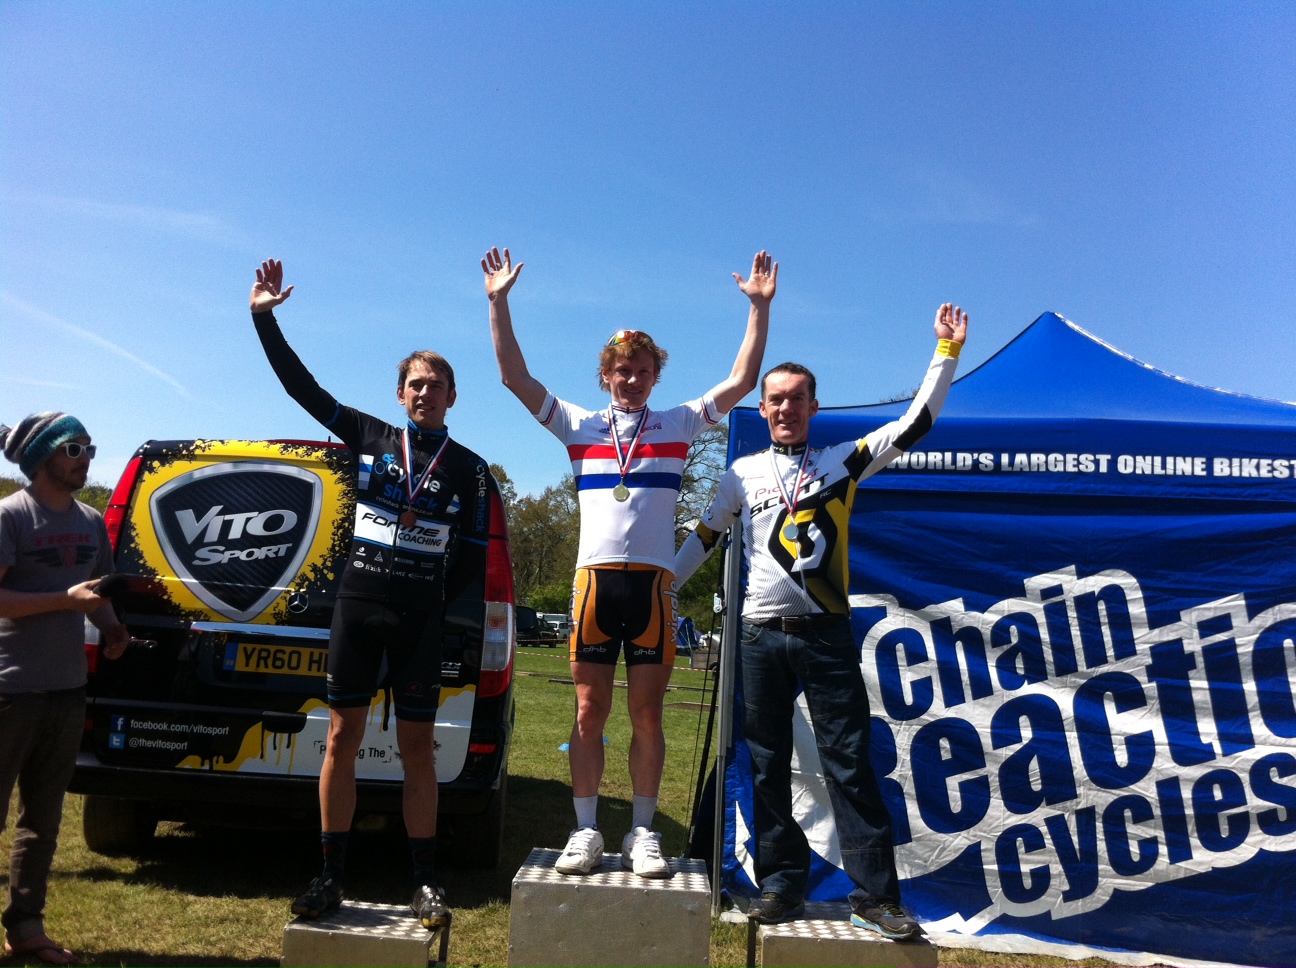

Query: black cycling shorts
left=326, top=597, right=441, bottom=722
left=569, top=564, right=678, bottom=666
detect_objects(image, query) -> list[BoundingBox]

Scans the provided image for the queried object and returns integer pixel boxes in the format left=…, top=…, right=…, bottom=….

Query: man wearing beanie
left=0, top=412, right=129, bottom=966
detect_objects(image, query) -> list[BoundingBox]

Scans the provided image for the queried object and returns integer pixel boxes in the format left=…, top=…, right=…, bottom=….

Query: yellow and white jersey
left=675, top=343, right=960, bottom=620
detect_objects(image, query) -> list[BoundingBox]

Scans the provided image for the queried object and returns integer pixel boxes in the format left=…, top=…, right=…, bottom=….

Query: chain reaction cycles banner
left=722, top=314, right=1296, bottom=967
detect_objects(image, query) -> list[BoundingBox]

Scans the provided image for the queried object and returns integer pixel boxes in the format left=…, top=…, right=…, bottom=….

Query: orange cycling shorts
left=569, top=563, right=678, bottom=666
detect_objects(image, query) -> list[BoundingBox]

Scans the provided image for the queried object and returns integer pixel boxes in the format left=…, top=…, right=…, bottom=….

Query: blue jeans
left=740, top=619, right=900, bottom=907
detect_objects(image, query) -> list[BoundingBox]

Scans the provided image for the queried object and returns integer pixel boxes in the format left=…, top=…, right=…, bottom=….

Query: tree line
left=1, top=476, right=110, bottom=513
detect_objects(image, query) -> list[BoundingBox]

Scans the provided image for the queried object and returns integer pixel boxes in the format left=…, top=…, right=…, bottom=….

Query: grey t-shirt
left=0, top=487, right=113, bottom=692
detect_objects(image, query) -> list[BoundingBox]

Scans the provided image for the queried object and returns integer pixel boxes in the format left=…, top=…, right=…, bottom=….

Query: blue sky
left=3, top=2, right=1293, bottom=497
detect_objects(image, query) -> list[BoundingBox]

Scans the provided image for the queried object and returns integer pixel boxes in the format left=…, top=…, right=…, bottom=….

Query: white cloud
left=14, top=193, right=252, bottom=250
left=2, top=293, right=193, bottom=398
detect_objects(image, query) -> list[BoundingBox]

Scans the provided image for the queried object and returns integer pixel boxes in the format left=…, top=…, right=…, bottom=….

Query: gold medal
left=608, top=406, right=648, bottom=506
left=400, top=509, right=418, bottom=528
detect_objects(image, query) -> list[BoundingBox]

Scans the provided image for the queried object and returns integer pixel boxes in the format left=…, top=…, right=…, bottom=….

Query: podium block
left=755, top=918, right=937, bottom=968
left=509, top=847, right=710, bottom=967
left=281, top=900, right=449, bottom=967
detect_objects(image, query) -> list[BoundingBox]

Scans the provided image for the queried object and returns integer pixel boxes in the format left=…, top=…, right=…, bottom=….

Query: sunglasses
left=606, top=330, right=655, bottom=347
left=61, top=442, right=97, bottom=459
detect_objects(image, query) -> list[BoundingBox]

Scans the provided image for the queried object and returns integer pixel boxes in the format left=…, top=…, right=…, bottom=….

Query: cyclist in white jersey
left=483, top=246, right=776, bottom=877
left=674, top=303, right=968, bottom=937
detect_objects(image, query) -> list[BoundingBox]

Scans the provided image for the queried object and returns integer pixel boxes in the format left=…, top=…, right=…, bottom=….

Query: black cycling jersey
left=254, top=311, right=490, bottom=609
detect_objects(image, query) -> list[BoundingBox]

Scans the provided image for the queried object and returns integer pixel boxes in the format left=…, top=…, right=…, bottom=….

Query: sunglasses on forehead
left=61, top=442, right=96, bottom=459
left=606, top=330, right=655, bottom=347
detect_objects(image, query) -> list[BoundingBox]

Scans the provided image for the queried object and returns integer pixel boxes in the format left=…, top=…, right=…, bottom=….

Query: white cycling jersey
left=535, top=392, right=724, bottom=571
left=675, top=342, right=960, bottom=620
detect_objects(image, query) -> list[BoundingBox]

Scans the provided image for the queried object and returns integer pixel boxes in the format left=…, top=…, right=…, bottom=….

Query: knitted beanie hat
left=0, top=412, right=90, bottom=479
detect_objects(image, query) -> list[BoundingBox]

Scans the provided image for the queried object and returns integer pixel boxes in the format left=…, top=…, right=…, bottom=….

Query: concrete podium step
left=281, top=899, right=450, bottom=967
left=752, top=916, right=938, bottom=968
left=509, top=846, right=711, bottom=967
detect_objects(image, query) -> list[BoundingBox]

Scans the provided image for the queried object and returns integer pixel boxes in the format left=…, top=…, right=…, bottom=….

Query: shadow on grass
left=72, top=954, right=271, bottom=968
left=89, top=775, right=691, bottom=912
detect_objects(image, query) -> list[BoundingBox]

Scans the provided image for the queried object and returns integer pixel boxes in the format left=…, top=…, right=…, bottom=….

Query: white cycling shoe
left=555, top=827, right=604, bottom=875
left=621, top=826, right=671, bottom=879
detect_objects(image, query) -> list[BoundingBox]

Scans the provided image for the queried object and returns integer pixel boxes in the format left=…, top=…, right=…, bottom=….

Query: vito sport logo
left=149, top=462, right=323, bottom=621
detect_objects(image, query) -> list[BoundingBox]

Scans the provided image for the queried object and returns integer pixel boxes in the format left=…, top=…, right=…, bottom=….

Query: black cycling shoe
left=850, top=898, right=922, bottom=940
left=412, top=883, right=450, bottom=929
left=748, top=892, right=805, bottom=924
left=291, top=872, right=344, bottom=919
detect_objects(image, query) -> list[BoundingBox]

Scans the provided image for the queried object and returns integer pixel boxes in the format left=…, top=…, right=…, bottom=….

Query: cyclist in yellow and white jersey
left=675, top=303, right=967, bottom=937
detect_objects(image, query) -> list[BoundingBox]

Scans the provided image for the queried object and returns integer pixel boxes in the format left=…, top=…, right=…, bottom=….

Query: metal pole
left=710, top=527, right=744, bottom=917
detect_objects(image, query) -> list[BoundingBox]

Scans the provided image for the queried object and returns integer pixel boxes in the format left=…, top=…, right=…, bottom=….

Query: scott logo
left=150, top=461, right=323, bottom=622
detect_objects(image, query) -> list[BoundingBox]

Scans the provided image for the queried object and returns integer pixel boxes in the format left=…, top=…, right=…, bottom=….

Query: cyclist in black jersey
left=250, top=259, right=492, bottom=928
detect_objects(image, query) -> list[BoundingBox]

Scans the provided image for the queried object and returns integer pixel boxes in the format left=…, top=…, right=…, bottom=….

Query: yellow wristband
left=937, top=338, right=962, bottom=359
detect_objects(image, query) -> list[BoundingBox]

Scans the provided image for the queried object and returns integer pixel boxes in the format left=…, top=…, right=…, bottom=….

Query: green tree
left=499, top=473, right=580, bottom=609
left=489, top=463, right=518, bottom=517
left=0, top=474, right=110, bottom=512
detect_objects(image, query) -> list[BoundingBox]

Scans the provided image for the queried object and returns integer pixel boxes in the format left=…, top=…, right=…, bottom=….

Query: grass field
left=1, top=649, right=1127, bottom=966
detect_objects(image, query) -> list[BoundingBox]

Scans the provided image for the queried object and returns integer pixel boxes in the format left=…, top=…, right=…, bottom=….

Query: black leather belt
left=752, top=613, right=846, bottom=633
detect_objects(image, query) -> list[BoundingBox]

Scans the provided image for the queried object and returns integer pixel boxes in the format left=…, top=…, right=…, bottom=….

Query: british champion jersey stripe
left=536, top=392, right=726, bottom=570
left=575, top=472, right=684, bottom=491
left=567, top=442, right=693, bottom=461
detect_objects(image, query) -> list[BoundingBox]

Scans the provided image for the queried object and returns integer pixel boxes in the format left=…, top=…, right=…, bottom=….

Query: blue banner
left=722, top=314, right=1296, bottom=966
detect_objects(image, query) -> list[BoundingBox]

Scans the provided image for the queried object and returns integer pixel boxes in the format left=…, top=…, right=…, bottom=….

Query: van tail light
left=479, top=487, right=515, bottom=699
left=104, top=455, right=143, bottom=552
left=84, top=621, right=100, bottom=676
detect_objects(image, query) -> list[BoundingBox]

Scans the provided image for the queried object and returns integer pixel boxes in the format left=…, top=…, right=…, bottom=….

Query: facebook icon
left=111, top=715, right=126, bottom=731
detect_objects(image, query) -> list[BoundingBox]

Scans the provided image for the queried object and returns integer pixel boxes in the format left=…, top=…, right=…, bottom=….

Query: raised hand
left=250, top=259, right=294, bottom=313
left=482, top=247, right=524, bottom=301
left=934, top=303, right=969, bottom=345
left=733, top=250, right=778, bottom=303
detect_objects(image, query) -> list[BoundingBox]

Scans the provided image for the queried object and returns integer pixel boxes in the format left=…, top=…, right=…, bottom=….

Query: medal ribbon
left=768, top=445, right=813, bottom=527
left=608, top=406, right=650, bottom=487
left=402, top=428, right=450, bottom=516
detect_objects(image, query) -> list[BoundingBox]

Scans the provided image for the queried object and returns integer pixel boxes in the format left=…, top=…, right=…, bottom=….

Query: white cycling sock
left=574, top=796, right=599, bottom=829
left=632, top=795, right=658, bottom=830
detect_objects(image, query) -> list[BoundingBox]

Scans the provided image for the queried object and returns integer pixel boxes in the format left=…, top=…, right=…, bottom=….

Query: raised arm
left=483, top=247, right=548, bottom=414
left=843, top=303, right=968, bottom=482
left=708, top=251, right=777, bottom=414
left=248, top=259, right=341, bottom=428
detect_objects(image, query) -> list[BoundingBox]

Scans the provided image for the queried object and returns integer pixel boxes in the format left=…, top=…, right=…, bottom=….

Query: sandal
left=4, top=934, right=75, bottom=966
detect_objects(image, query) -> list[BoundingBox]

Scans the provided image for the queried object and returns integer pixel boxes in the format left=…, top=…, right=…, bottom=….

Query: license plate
left=223, top=641, right=328, bottom=677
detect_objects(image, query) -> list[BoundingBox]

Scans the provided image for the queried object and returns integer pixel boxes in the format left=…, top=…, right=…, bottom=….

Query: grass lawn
left=1, top=649, right=1127, bottom=966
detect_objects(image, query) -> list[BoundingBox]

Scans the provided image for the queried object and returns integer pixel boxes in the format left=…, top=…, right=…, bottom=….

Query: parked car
left=539, top=612, right=570, bottom=645
left=69, top=438, right=516, bottom=868
left=515, top=605, right=545, bottom=645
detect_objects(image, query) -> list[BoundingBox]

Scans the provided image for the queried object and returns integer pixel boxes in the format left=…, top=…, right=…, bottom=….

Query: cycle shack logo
left=147, top=459, right=324, bottom=621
